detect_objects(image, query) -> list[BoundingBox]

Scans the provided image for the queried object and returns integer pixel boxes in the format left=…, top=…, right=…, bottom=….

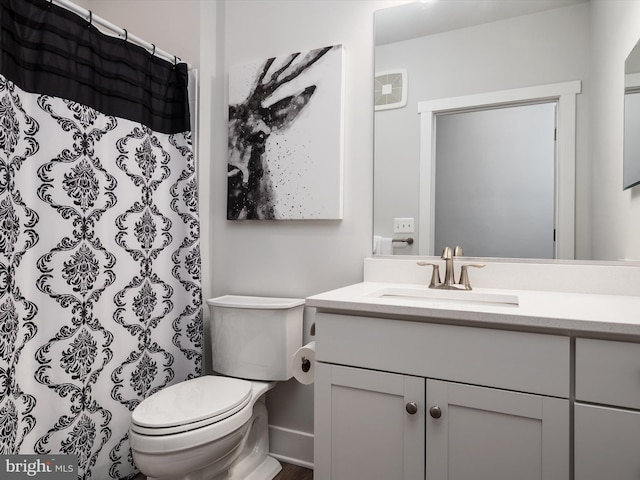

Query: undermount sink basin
left=367, top=286, right=519, bottom=307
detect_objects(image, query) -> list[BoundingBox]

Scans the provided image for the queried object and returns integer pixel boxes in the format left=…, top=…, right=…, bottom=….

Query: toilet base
left=224, top=454, right=281, bottom=480
left=224, top=391, right=281, bottom=480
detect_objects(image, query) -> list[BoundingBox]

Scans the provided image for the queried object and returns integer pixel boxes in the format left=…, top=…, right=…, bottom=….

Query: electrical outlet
left=393, top=217, right=414, bottom=234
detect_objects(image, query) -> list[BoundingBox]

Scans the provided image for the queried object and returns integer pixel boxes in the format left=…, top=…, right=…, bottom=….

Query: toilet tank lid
left=206, top=295, right=304, bottom=309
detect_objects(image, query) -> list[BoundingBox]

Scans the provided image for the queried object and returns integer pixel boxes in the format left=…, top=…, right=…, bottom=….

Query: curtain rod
left=51, top=0, right=189, bottom=68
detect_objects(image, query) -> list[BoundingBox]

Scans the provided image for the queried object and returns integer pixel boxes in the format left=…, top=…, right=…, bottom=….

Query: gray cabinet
left=314, top=363, right=425, bottom=480
left=313, top=312, right=571, bottom=480
left=574, top=338, right=640, bottom=480
left=575, top=404, right=640, bottom=480
left=426, top=379, right=569, bottom=480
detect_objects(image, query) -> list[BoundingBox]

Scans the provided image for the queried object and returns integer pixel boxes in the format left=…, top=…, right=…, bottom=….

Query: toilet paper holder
left=293, top=341, right=315, bottom=385
left=301, top=356, right=311, bottom=373
left=303, top=323, right=315, bottom=371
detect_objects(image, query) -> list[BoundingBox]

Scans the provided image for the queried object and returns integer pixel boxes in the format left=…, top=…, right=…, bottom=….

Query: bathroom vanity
left=308, top=258, right=640, bottom=480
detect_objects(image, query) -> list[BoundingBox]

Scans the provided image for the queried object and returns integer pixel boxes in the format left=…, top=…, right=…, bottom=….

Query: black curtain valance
left=0, top=0, right=190, bottom=134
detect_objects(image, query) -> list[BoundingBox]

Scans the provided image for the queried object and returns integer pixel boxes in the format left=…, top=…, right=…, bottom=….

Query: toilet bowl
left=130, top=376, right=277, bottom=480
left=129, top=295, right=304, bottom=480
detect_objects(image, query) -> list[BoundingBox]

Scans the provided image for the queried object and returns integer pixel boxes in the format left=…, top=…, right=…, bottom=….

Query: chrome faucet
left=417, top=245, right=484, bottom=290
left=440, top=245, right=457, bottom=288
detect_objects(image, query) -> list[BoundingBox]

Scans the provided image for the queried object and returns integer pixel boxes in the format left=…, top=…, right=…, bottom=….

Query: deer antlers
left=247, top=46, right=333, bottom=105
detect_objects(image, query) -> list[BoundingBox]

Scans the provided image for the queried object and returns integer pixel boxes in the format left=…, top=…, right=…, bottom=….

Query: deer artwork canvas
left=228, top=44, right=344, bottom=220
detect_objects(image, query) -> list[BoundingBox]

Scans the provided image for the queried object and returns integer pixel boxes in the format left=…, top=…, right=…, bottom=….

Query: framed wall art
left=228, top=44, right=345, bottom=220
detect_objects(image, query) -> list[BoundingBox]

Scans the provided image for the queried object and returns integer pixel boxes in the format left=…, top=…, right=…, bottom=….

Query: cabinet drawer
left=575, top=338, right=640, bottom=409
left=315, top=313, right=569, bottom=397
left=575, top=403, right=640, bottom=480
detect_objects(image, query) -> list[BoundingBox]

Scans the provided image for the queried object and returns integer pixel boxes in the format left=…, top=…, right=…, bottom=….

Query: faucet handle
left=459, top=263, right=485, bottom=290
left=440, top=246, right=453, bottom=260
left=417, top=262, right=441, bottom=288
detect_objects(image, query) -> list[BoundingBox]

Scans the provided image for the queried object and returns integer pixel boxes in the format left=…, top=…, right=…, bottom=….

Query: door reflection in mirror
left=434, top=102, right=556, bottom=258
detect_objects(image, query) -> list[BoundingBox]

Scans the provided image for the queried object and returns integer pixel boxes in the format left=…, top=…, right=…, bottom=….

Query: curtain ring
left=87, top=10, right=92, bottom=27
left=150, top=44, right=156, bottom=56
left=123, top=29, right=128, bottom=42
left=47, top=0, right=52, bottom=9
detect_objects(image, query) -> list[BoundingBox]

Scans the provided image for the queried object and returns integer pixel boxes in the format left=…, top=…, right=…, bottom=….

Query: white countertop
left=306, top=282, right=640, bottom=339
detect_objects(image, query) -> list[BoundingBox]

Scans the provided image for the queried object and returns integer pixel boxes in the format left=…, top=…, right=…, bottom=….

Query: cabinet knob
left=405, top=402, right=418, bottom=415
left=429, top=406, right=442, bottom=419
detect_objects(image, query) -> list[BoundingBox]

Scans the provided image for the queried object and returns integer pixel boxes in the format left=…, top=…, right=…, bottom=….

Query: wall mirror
left=624, top=38, right=640, bottom=190
left=373, top=0, right=591, bottom=259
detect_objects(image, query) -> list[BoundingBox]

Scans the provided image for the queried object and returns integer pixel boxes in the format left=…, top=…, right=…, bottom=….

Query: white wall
left=84, top=0, right=201, bottom=64
left=221, top=0, right=399, bottom=464
left=219, top=0, right=386, bottom=298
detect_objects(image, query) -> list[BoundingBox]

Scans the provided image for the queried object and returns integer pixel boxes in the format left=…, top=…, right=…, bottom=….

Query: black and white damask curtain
left=0, top=1, right=202, bottom=479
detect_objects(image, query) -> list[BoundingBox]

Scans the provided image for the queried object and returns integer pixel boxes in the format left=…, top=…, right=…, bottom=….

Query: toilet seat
left=131, top=376, right=252, bottom=436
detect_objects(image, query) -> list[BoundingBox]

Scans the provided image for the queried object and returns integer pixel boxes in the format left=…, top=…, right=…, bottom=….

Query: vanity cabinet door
left=314, top=363, right=425, bottom=480
left=575, top=403, right=640, bottom=480
left=426, top=379, right=569, bottom=480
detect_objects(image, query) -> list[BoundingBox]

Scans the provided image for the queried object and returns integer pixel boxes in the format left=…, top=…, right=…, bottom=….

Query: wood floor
left=275, top=462, right=314, bottom=480
left=133, top=462, right=312, bottom=480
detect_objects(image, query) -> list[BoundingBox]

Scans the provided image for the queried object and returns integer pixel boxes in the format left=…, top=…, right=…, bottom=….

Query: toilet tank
left=206, top=295, right=304, bottom=381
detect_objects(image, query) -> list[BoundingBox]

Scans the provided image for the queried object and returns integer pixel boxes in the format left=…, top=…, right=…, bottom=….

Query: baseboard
left=268, top=425, right=314, bottom=469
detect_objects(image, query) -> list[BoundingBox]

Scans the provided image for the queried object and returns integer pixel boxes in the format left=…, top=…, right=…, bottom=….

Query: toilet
left=129, top=295, right=304, bottom=480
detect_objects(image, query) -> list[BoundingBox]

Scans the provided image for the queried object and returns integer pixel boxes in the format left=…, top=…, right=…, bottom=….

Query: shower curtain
left=0, top=1, right=202, bottom=479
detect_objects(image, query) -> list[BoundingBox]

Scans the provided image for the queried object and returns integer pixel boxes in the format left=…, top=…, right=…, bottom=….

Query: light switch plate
left=394, top=217, right=414, bottom=234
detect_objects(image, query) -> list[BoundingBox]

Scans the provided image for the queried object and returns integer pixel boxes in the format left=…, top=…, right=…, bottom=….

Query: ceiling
left=375, top=0, right=588, bottom=46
